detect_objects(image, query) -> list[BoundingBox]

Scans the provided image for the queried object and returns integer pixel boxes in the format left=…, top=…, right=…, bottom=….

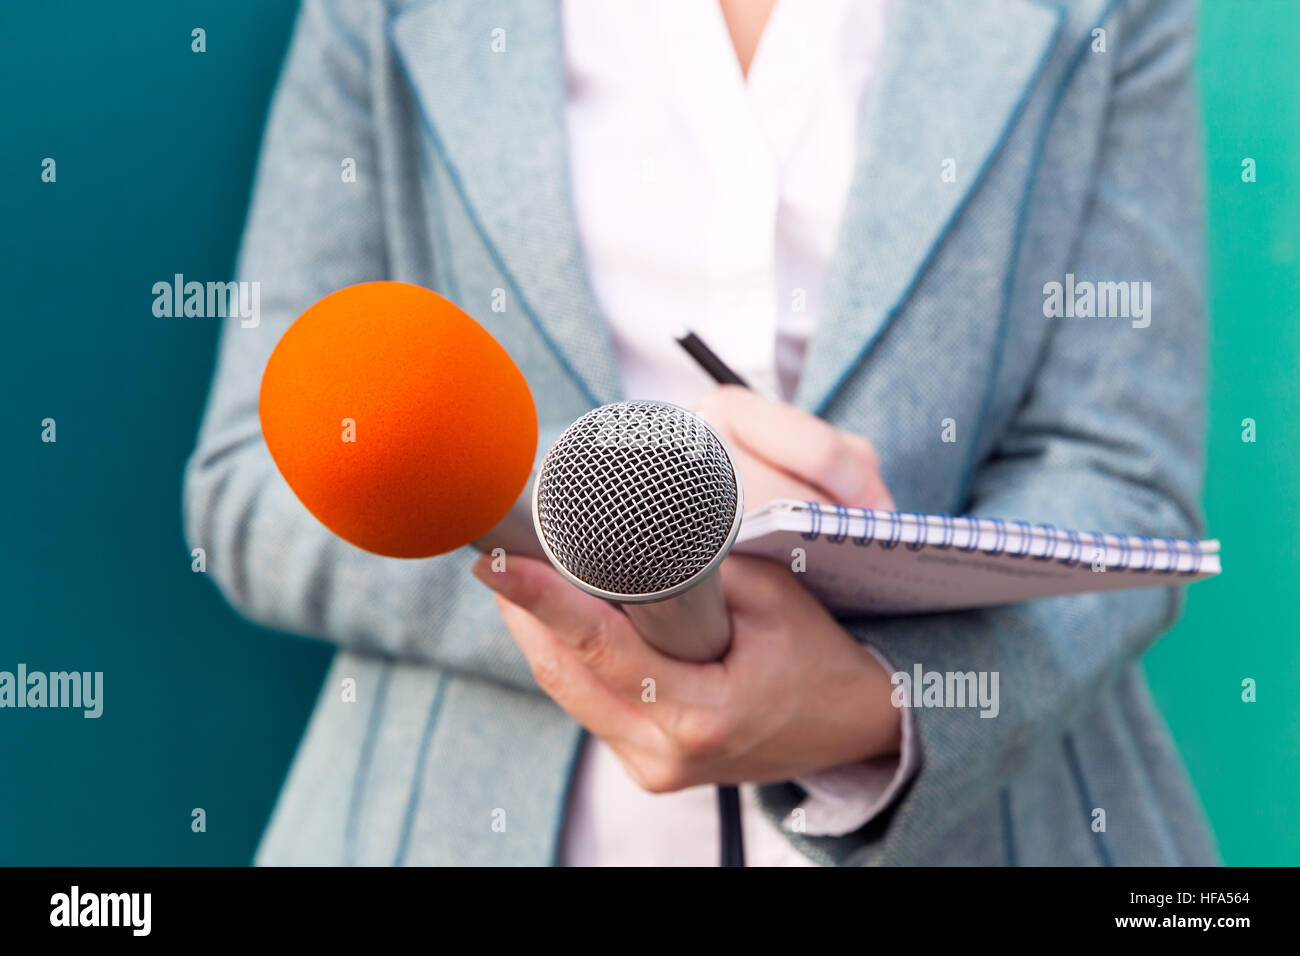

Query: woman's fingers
left=472, top=555, right=700, bottom=701
left=488, top=591, right=660, bottom=752
left=694, top=385, right=895, bottom=510
left=726, top=441, right=824, bottom=507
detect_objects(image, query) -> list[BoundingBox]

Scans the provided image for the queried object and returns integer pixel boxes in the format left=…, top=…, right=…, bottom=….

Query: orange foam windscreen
left=258, top=281, right=537, bottom=558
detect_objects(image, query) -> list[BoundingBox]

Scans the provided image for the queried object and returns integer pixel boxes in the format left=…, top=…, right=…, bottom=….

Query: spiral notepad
left=732, top=499, right=1221, bottom=615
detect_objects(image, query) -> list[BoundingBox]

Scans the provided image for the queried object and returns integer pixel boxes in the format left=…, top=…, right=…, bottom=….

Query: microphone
left=259, top=285, right=740, bottom=660
left=531, top=400, right=744, bottom=662
left=258, top=281, right=539, bottom=558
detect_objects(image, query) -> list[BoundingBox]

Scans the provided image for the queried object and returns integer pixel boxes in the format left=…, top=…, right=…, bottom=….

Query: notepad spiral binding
left=798, top=501, right=1205, bottom=576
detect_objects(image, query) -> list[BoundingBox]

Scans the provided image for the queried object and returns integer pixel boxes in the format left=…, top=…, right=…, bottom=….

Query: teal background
left=1143, top=1, right=1300, bottom=867
left=1, top=1, right=1296, bottom=865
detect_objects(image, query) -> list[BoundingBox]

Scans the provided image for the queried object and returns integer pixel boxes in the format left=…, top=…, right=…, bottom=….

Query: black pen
left=675, top=330, right=751, bottom=389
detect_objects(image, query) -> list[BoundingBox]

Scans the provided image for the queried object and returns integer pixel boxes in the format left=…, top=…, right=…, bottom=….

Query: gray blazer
left=184, top=0, right=1218, bottom=865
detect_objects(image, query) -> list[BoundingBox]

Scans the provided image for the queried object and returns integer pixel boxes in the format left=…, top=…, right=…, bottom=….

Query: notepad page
left=732, top=500, right=1221, bottom=615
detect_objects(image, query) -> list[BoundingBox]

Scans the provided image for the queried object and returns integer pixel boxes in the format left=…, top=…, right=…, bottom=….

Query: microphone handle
left=471, top=482, right=549, bottom=562
left=622, top=570, right=732, bottom=663
left=473, top=425, right=563, bottom=563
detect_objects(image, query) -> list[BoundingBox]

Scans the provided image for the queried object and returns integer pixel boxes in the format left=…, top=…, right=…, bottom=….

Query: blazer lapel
left=388, top=0, right=621, bottom=407
left=796, top=0, right=1065, bottom=414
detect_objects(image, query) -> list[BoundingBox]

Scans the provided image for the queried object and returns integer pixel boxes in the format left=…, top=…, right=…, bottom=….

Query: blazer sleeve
left=767, top=0, right=1208, bottom=864
left=182, top=0, right=536, bottom=691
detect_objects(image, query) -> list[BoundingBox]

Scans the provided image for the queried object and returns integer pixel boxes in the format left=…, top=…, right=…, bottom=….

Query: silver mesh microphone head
left=532, top=401, right=743, bottom=603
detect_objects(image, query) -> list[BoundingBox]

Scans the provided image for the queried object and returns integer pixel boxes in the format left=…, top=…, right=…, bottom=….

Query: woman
left=185, top=0, right=1217, bottom=865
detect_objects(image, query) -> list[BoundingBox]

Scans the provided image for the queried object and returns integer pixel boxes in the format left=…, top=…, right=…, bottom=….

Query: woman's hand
left=473, top=553, right=901, bottom=791
left=692, top=385, right=895, bottom=511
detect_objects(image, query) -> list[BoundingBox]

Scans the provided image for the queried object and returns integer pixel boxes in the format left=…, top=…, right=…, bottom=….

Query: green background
left=1, top=1, right=1295, bottom=865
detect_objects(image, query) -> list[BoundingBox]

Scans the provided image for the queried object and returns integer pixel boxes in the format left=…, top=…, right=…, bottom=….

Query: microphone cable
left=718, top=784, right=745, bottom=866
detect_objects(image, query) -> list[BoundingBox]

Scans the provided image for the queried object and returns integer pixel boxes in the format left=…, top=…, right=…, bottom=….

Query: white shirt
left=559, top=0, right=910, bottom=866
